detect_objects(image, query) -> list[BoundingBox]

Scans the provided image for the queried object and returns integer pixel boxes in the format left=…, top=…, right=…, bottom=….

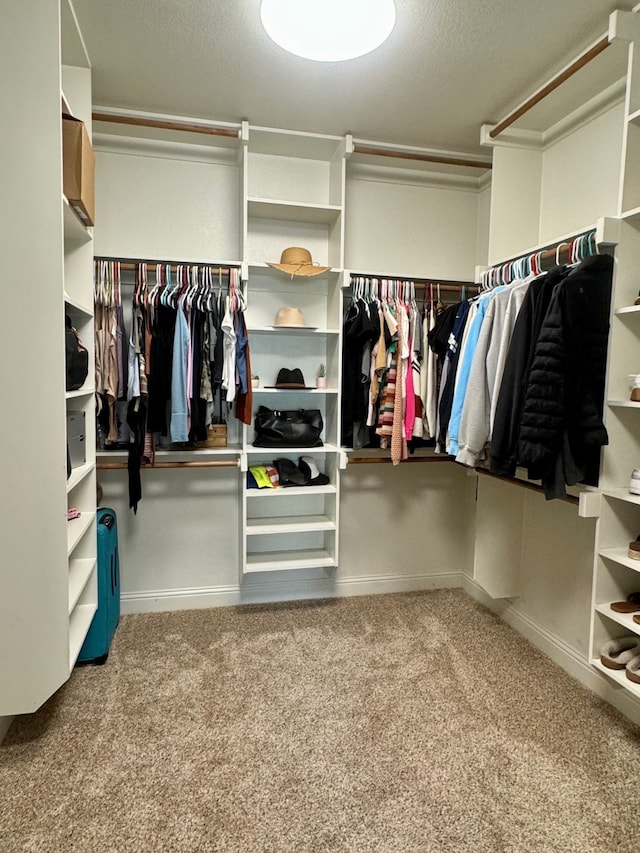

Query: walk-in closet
left=4, top=2, right=640, bottom=850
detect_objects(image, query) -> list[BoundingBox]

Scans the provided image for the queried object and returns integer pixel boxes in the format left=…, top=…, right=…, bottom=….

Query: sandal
left=610, top=592, right=640, bottom=613
left=627, top=654, right=640, bottom=685
left=600, top=636, right=640, bottom=670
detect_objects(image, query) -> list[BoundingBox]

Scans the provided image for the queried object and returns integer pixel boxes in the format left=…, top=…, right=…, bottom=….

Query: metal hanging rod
left=97, top=460, right=239, bottom=470
left=92, top=112, right=240, bottom=139
left=352, top=143, right=492, bottom=171
left=489, top=35, right=610, bottom=139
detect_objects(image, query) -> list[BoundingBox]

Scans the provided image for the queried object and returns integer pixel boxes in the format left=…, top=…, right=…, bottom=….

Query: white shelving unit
left=0, top=0, right=96, bottom=717
left=239, top=128, right=348, bottom=577
left=589, top=9, right=640, bottom=703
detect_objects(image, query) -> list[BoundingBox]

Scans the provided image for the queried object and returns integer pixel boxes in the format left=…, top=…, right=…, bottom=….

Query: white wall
left=539, top=100, right=624, bottom=242
left=99, top=461, right=475, bottom=611
left=345, top=175, right=481, bottom=280
left=93, top=140, right=480, bottom=611
left=94, top=144, right=241, bottom=262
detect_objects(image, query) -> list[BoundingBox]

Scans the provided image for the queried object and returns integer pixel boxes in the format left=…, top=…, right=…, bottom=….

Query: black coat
left=490, top=266, right=567, bottom=477
left=517, top=253, right=613, bottom=499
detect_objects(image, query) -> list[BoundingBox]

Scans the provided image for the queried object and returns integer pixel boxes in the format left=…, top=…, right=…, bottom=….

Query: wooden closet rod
left=489, top=35, right=610, bottom=139
left=350, top=276, right=479, bottom=293
left=352, top=144, right=492, bottom=171
left=97, top=460, right=239, bottom=470
left=94, top=257, right=238, bottom=274
left=475, top=467, right=579, bottom=505
left=92, top=112, right=240, bottom=139
left=348, top=455, right=451, bottom=464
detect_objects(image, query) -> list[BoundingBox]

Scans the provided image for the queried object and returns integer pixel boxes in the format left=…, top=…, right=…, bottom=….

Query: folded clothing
left=247, top=465, right=280, bottom=489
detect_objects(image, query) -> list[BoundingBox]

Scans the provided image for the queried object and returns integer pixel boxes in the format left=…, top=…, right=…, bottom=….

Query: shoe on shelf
left=610, top=592, right=640, bottom=613
left=600, top=636, right=640, bottom=670
left=630, top=470, right=640, bottom=495
left=626, top=654, right=640, bottom=684
left=629, top=537, right=640, bottom=560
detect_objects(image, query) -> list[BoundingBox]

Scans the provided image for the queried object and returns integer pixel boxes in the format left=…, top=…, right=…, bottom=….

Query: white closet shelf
left=66, top=386, right=95, bottom=400
left=246, top=484, right=336, bottom=498
left=594, top=602, right=640, bottom=634
left=246, top=515, right=336, bottom=535
left=602, top=488, right=640, bottom=505
left=614, top=305, right=640, bottom=315
left=247, top=325, right=339, bottom=336
left=245, top=549, right=337, bottom=572
left=252, top=388, right=338, bottom=396
left=592, top=658, right=640, bottom=699
left=246, top=444, right=338, bottom=455
left=608, top=400, right=640, bottom=408
left=67, top=460, right=95, bottom=493
left=621, top=206, right=640, bottom=225
left=64, top=292, right=93, bottom=317
left=247, top=197, right=341, bottom=224
left=63, top=196, right=93, bottom=242
left=67, top=511, right=94, bottom=556
left=628, top=107, right=640, bottom=126
left=247, top=262, right=342, bottom=277
left=68, top=558, right=96, bottom=614
left=599, top=547, right=640, bottom=572
left=69, top=603, right=97, bottom=669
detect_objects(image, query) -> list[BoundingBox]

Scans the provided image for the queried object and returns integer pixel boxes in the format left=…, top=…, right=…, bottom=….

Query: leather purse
left=253, top=406, right=323, bottom=447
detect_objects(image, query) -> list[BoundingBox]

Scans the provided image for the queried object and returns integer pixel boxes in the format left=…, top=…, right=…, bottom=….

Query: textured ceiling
left=73, top=0, right=632, bottom=155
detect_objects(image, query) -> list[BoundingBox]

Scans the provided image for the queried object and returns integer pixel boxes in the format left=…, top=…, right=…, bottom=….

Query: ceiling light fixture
left=260, top=0, right=396, bottom=63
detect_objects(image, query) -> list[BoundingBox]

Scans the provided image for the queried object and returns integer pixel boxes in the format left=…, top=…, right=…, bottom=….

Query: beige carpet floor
left=2, top=589, right=640, bottom=853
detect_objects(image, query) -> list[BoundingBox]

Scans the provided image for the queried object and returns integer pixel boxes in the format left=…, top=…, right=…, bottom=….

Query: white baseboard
left=0, top=715, right=14, bottom=745
left=462, top=575, right=640, bottom=728
left=120, top=571, right=463, bottom=614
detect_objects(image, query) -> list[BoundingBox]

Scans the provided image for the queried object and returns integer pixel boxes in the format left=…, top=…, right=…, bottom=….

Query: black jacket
left=490, top=267, right=567, bottom=477
left=517, top=253, right=613, bottom=499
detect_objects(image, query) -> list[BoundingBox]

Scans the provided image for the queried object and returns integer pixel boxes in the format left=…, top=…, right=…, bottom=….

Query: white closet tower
left=239, top=127, right=348, bottom=576
left=1, top=0, right=96, bottom=716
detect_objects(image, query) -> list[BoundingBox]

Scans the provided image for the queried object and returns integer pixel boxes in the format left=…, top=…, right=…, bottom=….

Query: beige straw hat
left=274, top=306, right=308, bottom=327
left=267, top=247, right=330, bottom=277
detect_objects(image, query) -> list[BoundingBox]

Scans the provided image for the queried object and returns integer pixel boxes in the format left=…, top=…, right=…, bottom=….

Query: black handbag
left=253, top=406, right=323, bottom=447
left=65, top=315, right=89, bottom=391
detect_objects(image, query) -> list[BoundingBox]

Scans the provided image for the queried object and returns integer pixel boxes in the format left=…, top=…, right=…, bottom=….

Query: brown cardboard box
left=62, top=114, right=95, bottom=226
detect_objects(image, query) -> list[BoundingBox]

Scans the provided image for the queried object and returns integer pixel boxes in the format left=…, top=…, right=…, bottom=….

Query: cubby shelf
left=592, top=659, right=640, bottom=700
left=594, top=603, right=640, bottom=634
left=67, top=511, right=94, bottom=556
left=599, top=547, right=640, bottom=572
left=246, top=515, right=336, bottom=535
left=245, top=549, right=337, bottom=573
left=67, top=460, right=95, bottom=492
left=247, top=197, right=341, bottom=223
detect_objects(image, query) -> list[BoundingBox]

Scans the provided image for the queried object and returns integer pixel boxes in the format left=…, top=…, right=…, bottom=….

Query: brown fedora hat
left=267, top=247, right=330, bottom=278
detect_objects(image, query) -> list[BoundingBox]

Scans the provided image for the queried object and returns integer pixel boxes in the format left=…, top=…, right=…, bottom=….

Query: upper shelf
left=247, top=198, right=342, bottom=224
left=63, top=197, right=92, bottom=243
left=61, top=0, right=90, bottom=68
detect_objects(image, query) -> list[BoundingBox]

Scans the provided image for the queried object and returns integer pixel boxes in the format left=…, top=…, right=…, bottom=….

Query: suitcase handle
left=100, top=513, right=115, bottom=530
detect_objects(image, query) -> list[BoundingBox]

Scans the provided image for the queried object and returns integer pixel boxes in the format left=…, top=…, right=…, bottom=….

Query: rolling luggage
left=78, top=507, right=120, bottom=664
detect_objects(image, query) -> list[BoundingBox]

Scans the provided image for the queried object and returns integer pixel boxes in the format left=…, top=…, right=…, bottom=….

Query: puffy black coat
left=517, top=253, right=613, bottom=498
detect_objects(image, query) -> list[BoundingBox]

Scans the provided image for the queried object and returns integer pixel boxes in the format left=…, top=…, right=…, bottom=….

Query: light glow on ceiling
left=260, top=0, right=396, bottom=62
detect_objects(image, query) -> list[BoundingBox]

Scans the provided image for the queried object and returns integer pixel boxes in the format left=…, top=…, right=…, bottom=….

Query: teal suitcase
left=78, top=508, right=120, bottom=664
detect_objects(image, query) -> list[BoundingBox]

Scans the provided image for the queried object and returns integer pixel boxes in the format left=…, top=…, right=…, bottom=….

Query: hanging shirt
left=221, top=296, right=237, bottom=403
left=170, top=303, right=190, bottom=443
